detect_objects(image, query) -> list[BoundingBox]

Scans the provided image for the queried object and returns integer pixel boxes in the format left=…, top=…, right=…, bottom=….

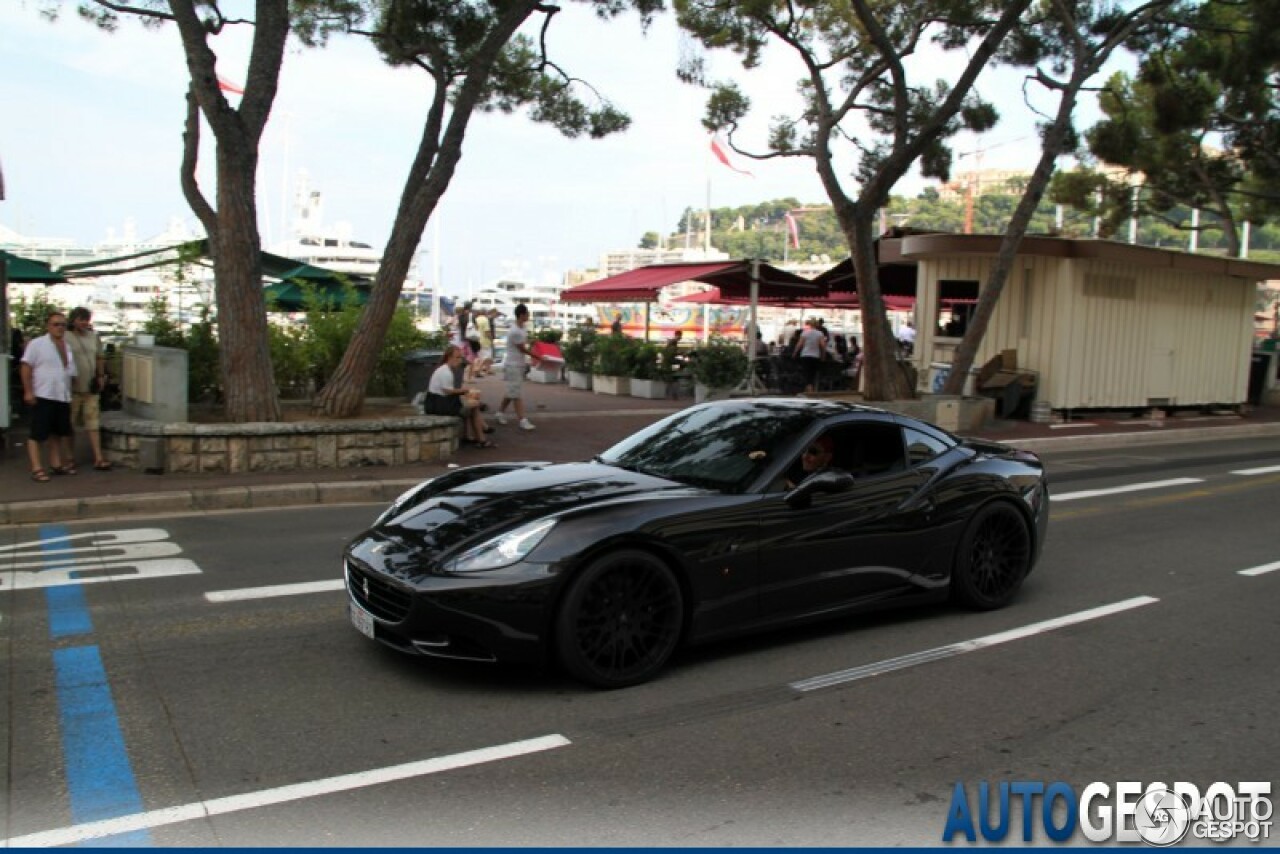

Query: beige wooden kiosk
left=887, top=234, right=1280, bottom=413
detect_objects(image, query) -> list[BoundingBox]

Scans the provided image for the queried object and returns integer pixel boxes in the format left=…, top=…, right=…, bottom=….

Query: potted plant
left=692, top=336, right=749, bottom=402
left=628, top=341, right=669, bottom=399
left=591, top=332, right=637, bottom=396
left=561, top=325, right=597, bottom=390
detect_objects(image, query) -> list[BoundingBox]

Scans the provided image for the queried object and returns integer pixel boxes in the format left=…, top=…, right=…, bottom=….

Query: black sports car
left=344, top=399, right=1049, bottom=688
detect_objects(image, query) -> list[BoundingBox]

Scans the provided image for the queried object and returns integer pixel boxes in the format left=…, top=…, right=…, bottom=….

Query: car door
left=754, top=421, right=933, bottom=622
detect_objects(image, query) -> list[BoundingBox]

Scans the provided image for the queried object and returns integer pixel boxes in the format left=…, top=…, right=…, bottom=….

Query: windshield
left=596, top=401, right=818, bottom=493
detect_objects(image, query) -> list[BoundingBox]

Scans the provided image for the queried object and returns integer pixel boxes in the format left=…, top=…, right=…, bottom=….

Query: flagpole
left=704, top=172, right=712, bottom=255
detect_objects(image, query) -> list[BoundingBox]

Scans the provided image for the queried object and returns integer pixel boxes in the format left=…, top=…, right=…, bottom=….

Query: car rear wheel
left=555, top=550, right=684, bottom=689
left=951, top=502, right=1032, bottom=610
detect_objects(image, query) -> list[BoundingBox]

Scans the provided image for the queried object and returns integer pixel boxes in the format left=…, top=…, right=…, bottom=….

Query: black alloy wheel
left=951, top=502, right=1032, bottom=610
left=555, top=550, right=684, bottom=689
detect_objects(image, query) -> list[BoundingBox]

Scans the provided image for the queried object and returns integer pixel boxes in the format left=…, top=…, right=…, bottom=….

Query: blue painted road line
left=42, top=525, right=94, bottom=640
left=46, top=584, right=94, bottom=639
left=41, top=523, right=152, bottom=847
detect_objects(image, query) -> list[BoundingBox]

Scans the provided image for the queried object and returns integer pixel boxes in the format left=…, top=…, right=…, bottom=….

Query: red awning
left=560, top=261, right=818, bottom=303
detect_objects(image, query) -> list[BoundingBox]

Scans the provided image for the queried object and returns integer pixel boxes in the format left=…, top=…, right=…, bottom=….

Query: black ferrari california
left=344, top=399, right=1049, bottom=688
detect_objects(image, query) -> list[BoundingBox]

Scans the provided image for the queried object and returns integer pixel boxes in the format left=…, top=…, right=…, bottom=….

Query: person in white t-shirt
left=424, top=345, right=493, bottom=448
left=495, top=304, right=540, bottom=431
left=897, top=321, right=916, bottom=356
left=20, top=311, right=77, bottom=481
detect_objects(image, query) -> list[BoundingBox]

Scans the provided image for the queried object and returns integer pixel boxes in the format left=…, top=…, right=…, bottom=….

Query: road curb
left=997, top=420, right=1280, bottom=453
left=0, top=479, right=424, bottom=526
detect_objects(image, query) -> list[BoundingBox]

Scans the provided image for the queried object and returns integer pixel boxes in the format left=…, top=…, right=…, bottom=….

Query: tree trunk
left=843, top=212, right=913, bottom=401
left=312, top=1, right=535, bottom=417
left=168, top=0, right=289, bottom=422
left=212, top=141, right=280, bottom=422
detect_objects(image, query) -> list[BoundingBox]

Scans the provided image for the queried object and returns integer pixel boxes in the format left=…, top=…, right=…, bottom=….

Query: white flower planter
left=629, top=378, right=667, bottom=400
left=527, top=364, right=563, bottom=384
left=592, top=375, right=630, bottom=396
left=567, top=370, right=593, bottom=391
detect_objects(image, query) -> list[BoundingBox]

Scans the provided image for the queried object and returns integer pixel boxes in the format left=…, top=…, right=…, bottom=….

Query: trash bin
left=404, top=349, right=443, bottom=402
left=1248, top=351, right=1270, bottom=405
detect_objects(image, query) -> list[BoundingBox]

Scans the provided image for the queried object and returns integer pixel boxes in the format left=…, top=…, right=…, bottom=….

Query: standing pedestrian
left=20, top=311, right=77, bottom=481
left=474, top=308, right=495, bottom=377
left=897, top=320, right=916, bottom=357
left=67, top=307, right=112, bottom=470
left=790, top=319, right=827, bottom=394
left=495, top=303, right=539, bottom=431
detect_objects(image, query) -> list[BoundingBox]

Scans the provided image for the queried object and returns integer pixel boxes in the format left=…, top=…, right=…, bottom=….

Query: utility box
left=122, top=344, right=188, bottom=423
left=137, top=436, right=166, bottom=473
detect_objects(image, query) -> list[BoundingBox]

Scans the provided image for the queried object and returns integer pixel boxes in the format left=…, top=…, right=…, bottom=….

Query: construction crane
left=956, top=137, right=1028, bottom=234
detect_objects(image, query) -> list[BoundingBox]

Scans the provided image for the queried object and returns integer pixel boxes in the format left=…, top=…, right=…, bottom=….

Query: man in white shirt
left=20, top=311, right=77, bottom=481
left=495, top=304, right=540, bottom=431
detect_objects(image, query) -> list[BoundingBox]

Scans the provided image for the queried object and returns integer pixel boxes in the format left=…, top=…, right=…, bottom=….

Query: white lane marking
left=4, top=734, right=571, bottom=847
left=2, top=542, right=183, bottom=571
left=1238, top=561, right=1280, bottom=577
left=0, top=528, right=202, bottom=590
left=791, top=596, right=1159, bottom=693
left=1052, top=478, right=1203, bottom=502
left=1231, top=465, right=1280, bottom=476
left=1, top=559, right=202, bottom=591
left=0, top=528, right=175, bottom=555
left=1048, top=422, right=1097, bottom=429
left=205, top=580, right=345, bottom=602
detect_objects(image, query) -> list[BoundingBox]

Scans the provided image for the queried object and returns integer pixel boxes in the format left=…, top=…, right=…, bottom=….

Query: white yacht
left=270, top=173, right=428, bottom=297
left=466, top=278, right=595, bottom=331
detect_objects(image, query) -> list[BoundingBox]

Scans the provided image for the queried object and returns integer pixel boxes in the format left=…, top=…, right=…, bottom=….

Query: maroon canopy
left=560, top=261, right=818, bottom=303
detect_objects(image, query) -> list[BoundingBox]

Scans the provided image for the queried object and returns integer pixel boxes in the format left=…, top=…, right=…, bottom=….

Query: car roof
left=715, top=396, right=891, bottom=418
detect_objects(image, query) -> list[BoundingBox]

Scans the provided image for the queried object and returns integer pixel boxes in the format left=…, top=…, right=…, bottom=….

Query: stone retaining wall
left=101, top=411, right=460, bottom=474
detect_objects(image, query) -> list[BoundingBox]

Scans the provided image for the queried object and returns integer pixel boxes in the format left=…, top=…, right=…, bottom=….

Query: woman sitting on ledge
left=423, top=345, right=494, bottom=449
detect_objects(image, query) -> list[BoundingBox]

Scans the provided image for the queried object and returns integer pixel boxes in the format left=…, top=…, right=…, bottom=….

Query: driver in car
left=785, top=434, right=835, bottom=489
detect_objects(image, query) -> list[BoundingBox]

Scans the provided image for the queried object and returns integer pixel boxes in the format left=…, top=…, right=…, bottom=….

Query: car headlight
left=445, top=518, right=557, bottom=573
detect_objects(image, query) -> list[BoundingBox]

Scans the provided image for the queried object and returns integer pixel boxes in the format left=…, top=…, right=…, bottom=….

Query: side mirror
left=785, top=468, right=855, bottom=509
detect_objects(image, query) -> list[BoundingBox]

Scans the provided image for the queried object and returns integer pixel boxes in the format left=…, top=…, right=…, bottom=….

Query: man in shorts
left=67, top=306, right=112, bottom=470
left=495, top=303, right=540, bottom=431
left=21, top=311, right=77, bottom=481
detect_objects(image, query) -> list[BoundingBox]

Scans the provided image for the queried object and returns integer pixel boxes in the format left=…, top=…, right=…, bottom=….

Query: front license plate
left=349, top=603, right=375, bottom=639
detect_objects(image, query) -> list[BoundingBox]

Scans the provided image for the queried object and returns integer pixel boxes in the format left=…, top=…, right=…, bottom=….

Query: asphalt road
left=2, top=437, right=1279, bottom=846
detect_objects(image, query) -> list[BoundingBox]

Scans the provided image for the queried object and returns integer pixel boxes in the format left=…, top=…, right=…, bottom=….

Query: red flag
left=217, top=74, right=244, bottom=95
left=709, top=134, right=753, bottom=177
left=785, top=211, right=800, bottom=248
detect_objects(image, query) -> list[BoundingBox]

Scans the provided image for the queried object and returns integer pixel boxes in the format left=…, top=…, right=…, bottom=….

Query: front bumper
left=344, top=556, right=560, bottom=665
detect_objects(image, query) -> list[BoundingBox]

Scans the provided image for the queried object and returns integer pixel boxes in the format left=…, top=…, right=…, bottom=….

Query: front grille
left=346, top=561, right=412, bottom=622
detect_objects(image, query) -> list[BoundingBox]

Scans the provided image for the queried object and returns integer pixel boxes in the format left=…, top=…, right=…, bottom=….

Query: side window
left=904, top=427, right=949, bottom=466
left=838, top=423, right=907, bottom=476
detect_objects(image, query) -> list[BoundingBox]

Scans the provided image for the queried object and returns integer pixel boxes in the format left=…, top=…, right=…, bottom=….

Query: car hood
left=349, top=462, right=685, bottom=576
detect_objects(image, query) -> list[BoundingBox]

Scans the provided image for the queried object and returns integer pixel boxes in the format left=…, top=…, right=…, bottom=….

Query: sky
left=0, top=2, right=1064, bottom=297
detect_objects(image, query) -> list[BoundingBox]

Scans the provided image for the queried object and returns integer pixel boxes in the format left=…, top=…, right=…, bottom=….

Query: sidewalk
left=4, top=373, right=1279, bottom=526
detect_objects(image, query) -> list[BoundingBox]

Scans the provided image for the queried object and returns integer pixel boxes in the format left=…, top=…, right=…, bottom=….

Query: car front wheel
left=555, top=550, right=684, bottom=689
left=951, top=502, right=1032, bottom=610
